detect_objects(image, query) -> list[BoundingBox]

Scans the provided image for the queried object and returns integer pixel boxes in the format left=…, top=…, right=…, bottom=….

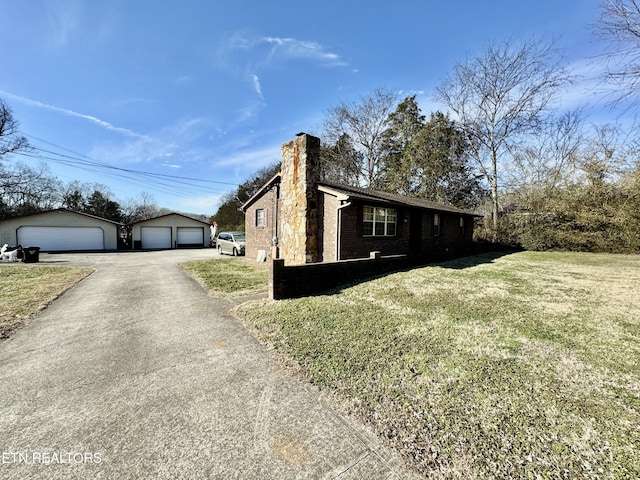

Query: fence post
left=269, top=259, right=285, bottom=300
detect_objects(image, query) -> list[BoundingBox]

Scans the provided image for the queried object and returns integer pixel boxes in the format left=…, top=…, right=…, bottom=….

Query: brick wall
left=270, top=253, right=416, bottom=300
left=244, top=187, right=278, bottom=260
left=323, top=201, right=478, bottom=262
left=337, top=202, right=410, bottom=260
left=420, top=211, right=476, bottom=260
left=269, top=237, right=512, bottom=300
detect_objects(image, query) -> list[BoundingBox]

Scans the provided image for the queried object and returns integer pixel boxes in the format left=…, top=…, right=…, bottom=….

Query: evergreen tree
left=84, top=190, right=122, bottom=222
left=380, top=99, right=486, bottom=209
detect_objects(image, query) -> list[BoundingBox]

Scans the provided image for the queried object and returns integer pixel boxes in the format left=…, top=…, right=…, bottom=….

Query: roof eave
left=239, top=173, right=281, bottom=212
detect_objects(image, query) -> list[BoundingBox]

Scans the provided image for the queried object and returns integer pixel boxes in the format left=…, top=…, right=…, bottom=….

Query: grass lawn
left=0, top=264, right=93, bottom=338
left=180, top=257, right=269, bottom=297
left=229, top=251, right=640, bottom=478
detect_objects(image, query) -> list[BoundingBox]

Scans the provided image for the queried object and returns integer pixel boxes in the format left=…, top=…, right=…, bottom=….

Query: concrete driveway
left=0, top=250, right=416, bottom=479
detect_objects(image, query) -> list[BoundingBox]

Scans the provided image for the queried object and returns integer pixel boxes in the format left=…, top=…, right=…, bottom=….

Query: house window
left=255, top=208, right=266, bottom=227
left=459, top=217, right=464, bottom=236
left=433, top=213, right=440, bottom=237
left=363, top=206, right=396, bottom=237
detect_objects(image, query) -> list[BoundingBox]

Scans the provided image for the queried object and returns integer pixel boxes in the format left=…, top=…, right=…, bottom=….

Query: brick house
left=241, top=133, right=480, bottom=265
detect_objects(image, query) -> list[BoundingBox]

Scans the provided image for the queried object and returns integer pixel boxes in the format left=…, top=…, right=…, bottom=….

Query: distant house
left=241, top=134, right=480, bottom=265
left=129, top=212, right=210, bottom=249
left=0, top=208, right=121, bottom=251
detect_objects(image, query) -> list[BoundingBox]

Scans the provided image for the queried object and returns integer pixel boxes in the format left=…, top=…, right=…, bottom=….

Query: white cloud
left=176, top=193, right=226, bottom=211
left=88, top=117, right=213, bottom=166
left=223, top=32, right=348, bottom=68
left=555, top=57, right=610, bottom=111
left=217, top=142, right=281, bottom=171
left=46, top=0, right=81, bottom=48
left=250, top=73, right=263, bottom=97
left=0, top=90, right=150, bottom=140
left=261, top=36, right=348, bottom=67
left=89, top=137, right=171, bottom=166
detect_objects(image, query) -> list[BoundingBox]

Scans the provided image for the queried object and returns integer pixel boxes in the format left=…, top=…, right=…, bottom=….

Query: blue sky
left=0, top=0, right=618, bottom=215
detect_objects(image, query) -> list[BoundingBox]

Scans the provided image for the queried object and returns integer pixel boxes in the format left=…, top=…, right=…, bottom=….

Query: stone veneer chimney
left=279, top=133, right=321, bottom=265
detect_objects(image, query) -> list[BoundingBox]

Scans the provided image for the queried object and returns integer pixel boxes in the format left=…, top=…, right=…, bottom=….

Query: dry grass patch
left=180, top=257, right=268, bottom=297
left=234, top=251, right=640, bottom=478
left=0, top=264, right=93, bottom=337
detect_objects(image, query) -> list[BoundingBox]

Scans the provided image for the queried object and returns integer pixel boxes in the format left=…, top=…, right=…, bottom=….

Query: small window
left=255, top=209, right=266, bottom=227
left=459, top=217, right=465, bottom=237
left=363, top=206, right=396, bottom=237
left=433, top=213, right=440, bottom=237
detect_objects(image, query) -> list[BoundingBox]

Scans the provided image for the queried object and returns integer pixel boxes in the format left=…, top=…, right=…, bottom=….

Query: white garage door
left=141, top=227, right=171, bottom=249
left=177, top=227, right=204, bottom=246
left=17, top=226, right=104, bottom=251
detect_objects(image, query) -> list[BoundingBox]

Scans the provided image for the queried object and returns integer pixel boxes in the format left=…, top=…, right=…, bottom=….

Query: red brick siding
left=421, top=211, right=476, bottom=258
left=244, top=188, right=278, bottom=260
left=338, top=201, right=411, bottom=260
left=334, top=202, right=476, bottom=261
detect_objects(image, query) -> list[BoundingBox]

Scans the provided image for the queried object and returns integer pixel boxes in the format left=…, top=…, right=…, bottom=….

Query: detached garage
left=18, top=226, right=105, bottom=250
left=0, top=209, right=120, bottom=251
left=131, top=213, right=210, bottom=249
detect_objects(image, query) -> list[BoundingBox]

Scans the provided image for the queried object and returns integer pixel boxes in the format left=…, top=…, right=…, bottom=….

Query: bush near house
left=232, top=251, right=640, bottom=478
left=476, top=167, right=640, bottom=254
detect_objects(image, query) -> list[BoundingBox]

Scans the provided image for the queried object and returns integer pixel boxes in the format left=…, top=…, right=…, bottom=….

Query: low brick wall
left=268, top=243, right=522, bottom=300
left=269, top=252, right=417, bottom=300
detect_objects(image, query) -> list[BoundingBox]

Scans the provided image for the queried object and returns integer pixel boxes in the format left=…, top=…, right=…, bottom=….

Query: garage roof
left=6, top=208, right=123, bottom=225
left=129, top=212, right=210, bottom=226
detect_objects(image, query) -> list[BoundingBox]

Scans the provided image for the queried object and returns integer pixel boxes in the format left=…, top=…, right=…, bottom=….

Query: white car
left=216, top=231, right=246, bottom=256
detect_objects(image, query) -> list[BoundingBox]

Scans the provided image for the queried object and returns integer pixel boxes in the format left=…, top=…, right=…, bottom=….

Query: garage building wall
left=131, top=213, right=209, bottom=249
left=0, top=210, right=119, bottom=251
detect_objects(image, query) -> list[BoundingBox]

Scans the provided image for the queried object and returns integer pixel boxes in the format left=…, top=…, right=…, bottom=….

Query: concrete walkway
left=0, top=251, right=416, bottom=479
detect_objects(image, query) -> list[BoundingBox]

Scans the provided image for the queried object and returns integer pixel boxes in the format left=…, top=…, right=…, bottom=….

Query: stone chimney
left=279, top=133, right=321, bottom=265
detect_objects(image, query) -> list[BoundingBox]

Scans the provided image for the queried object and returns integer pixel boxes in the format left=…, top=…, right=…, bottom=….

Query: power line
left=9, top=133, right=244, bottom=207
left=15, top=151, right=229, bottom=198
left=24, top=133, right=240, bottom=187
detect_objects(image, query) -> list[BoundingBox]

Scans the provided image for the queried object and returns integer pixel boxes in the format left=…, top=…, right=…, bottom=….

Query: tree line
left=213, top=84, right=638, bottom=253
left=214, top=0, right=640, bottom=253
left=5, top=0, right=639, bottom=252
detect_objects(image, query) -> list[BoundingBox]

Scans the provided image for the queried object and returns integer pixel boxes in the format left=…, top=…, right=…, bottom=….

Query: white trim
left=317, top=184, right=350, bottom=202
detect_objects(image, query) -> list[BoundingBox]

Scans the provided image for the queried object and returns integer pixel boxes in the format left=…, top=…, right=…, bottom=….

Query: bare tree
left=0, top=162, right=60, bottom=218
left=596, top=0, right=640, bottom=109
left=581, top=123, right=634, bottom=184
left=434, top=39, right=574, bottom=240
left=0, top=99, right=29, bottom=159
left=505, top=110, right=585, bottom=193
left=121, top=191, right=160, bottom=223
left=322, top=88, right=399, bottom=188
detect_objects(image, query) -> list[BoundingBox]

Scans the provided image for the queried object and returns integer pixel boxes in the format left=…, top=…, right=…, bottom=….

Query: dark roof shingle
left=317, top=181, right=480, bottom=216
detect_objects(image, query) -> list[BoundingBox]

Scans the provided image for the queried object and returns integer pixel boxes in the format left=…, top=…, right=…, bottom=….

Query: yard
left=180, top=257, right=269, bottom=297
left=228, top=251, right=640, bottom=478
left=2, top=252, right=637, bottom=477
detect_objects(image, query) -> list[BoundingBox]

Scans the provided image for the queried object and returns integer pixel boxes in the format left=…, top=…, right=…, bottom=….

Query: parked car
left=217, top=231, right=246, bottom=256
